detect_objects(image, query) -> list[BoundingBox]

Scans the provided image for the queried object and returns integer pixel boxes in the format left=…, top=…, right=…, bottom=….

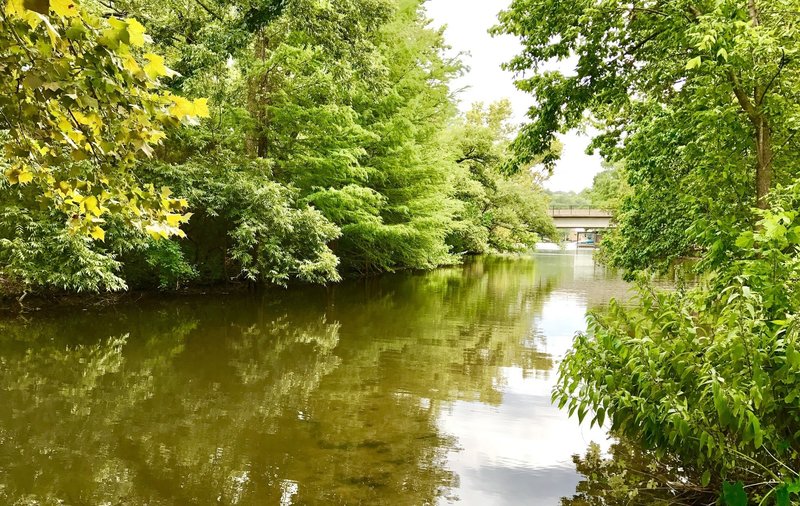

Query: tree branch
left=630, top=28, right=667, bottom=54
left=747, top=0, right=760, bottom=26
left=623, top=5, right=694, bottom=23
left=194, top=0, right=223, bottom=21
left=757, top=51, right=788, bottom=105
left=728, top=70, right=759, bottom=122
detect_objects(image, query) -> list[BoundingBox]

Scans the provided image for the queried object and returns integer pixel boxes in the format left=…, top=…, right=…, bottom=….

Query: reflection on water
left=437, top=253, right=629, bottom=505
left=0, top=252, right=629, bottom=505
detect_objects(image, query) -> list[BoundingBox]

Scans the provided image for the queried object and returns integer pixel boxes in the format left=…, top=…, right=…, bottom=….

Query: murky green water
left=0, top=252, right=630, bottom=505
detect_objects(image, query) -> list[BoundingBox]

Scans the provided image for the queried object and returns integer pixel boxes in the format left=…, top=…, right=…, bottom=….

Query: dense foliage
left=0, top=0, right=207, bottom=291
left=495, top=0, right=800, bottom=273
left=449, top=100, right=556, bottom=254
left=497, top=0, right=800, bottom=503
left=556, top=188, right=800, bottom=503
left=0, top=0, right=555, bottom=294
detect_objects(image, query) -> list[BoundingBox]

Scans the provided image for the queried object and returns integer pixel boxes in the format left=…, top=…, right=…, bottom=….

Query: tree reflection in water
left=0, top=255, right=626, bottom=505
left=561, top=437, right=717, bottom=506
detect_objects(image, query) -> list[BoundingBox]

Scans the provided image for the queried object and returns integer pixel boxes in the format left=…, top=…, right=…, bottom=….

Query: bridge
left=548, top=207, right=613, bottom=229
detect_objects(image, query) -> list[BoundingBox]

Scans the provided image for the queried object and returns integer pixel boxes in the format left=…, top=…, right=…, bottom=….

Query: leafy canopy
left=0, top=0, right=208, bottom=242
left=494, top=0, right=800, bottom=273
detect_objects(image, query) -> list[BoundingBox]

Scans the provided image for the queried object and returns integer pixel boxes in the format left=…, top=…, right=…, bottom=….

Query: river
left=0, top=251, right=631, bottom=505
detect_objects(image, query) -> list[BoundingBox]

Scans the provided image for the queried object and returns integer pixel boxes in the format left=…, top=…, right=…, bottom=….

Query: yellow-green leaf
left=145, top=223, right=169, bottom=240
left=51, top=0, right=78, bottom=17
left=169, top=96, right=194, bottom=117
left=686, top=56, right=702, bottom=70
left=7, top=0, right=43, bottom=28
left=83, top=195, right=102, bottom=216
left=18, top=169, right=34, bottom=184
left=126, top=18, right=146, bottom=47
left=148, top=129, right=167, bottom=143
left=165, top=213, right=183, bottom=227
left=122, top=54, right=140, bottom=74
left=90, top=226, right=106, bottom=242
left=169, top=96, right=210, bottom=123
left=192, top=98, right=210, bottom=118
left=5, top=167, right=33, bottom=185
left=143, top=53, right=172, bottom=79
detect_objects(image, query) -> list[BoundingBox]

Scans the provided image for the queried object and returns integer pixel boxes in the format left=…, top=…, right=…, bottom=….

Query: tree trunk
left=747, top=0, right=772, bottom=209
left=248, top=31, right=271, bottom=158
left=729, top=74, right=772, bottom=209
left=754, top=116, right=772, bottom=209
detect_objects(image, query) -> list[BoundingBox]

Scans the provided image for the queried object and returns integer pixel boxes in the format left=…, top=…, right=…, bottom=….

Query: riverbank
left=0, top=252, right=545, bottom=313
left=0, top=280, right=256, bottom=314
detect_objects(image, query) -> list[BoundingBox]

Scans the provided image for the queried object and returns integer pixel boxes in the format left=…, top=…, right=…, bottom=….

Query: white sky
left=425, top=0, right=604, bottom=193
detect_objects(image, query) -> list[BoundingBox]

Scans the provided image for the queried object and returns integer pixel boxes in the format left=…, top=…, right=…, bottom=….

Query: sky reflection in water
left=438, top=252, right=628, bottom=505
left=0, top=251, right=630, bottom=505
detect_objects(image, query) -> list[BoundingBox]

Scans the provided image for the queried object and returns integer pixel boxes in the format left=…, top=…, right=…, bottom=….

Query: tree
left=0, top=0, right=207, bottom=291
left=555, top=185, right=800, bottom=503
left=449, top=100, right=556, bottom=254
left=498, top=1, right=800, bottom=501
left=255, top=0, right=463, bottom=274
left=84, top=0, right=371, bottom=287
left=95, top=0, right=468, bottom=285
left=584, top=162, right=631, bottom=212
left=495, top=0, right=799, bottom=204
left=493, top=0, right=800, bottom=272
left=0, top=0, right=561, bottom=294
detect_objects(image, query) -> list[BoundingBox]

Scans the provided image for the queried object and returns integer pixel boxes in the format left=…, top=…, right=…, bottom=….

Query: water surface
left=0, top=252, right=629, bottom=505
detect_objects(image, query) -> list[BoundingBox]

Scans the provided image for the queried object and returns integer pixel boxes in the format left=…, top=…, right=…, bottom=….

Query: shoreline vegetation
left=495, top=0, right=800, bottom=503
left=0, top=0, right=557, bottom=302
left=0, top=253, right=483, bottom=312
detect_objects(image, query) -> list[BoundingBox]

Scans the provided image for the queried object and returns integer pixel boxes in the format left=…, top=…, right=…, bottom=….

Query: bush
left=554, top=185, right=800, bottom=504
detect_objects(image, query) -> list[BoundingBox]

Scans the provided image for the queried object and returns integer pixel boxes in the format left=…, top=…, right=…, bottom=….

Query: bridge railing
left=548, top=207, right=613, bottom=218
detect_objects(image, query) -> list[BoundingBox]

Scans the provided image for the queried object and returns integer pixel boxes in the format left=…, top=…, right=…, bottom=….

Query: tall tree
left=495, top=0, right=799, bottom=203
left=0, top=0, right=206, bottom=291
left=449, top=100, right=556, bottom=254
left=105, top=0, right=348, bottom=287
left=249, top=0, right=463, bottom=274
left=494, top=0, right=800, bottom=271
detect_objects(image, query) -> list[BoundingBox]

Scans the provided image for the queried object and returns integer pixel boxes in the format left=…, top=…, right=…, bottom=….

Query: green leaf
left=735, top=231, right=754, bottom=249
left=701, top=469, right=711, bottom=487
left=686, top=56, right=702, bottom=70
left=65, top=19, right=87, bottom=40
left=749, top=412, right=763, bottom=449
left=776, top=486, right=789, bottom=506
left=595, top=407, right=605, bottom=427
left=721, top=481, right=747, bottom=506
left=577, top=405, right=588, bottom=424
